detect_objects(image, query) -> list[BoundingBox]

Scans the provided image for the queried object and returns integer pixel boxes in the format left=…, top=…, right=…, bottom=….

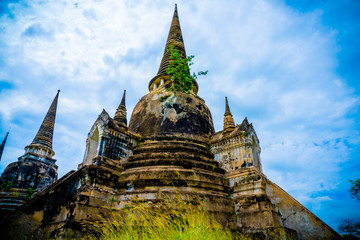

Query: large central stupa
left=119, top=5, right=233, bottom=224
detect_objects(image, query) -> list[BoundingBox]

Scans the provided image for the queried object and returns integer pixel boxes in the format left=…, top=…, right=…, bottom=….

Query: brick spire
left=0, top=131, right=9, bottom=162
left=156, top=4, right=186, bottom=75
left=225, top=96, right=232, bottom=115
left=148, top=4, right=197, bottom=91
left=114, top=90, right=127, bottom=128
left=223, top=97, right=235, bottom=133
left=28, top=90, right=60, bottom=154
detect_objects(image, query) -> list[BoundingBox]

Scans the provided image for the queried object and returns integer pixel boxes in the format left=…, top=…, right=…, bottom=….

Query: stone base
left=0, top=164, right=114, bottom=239
left=0, top=150, right=233, bottom=239
left=117, top=136, right=235, bottom=226
left=0, top=157, right=341, bottom=239
left=232, top=226, right=298, bottom=240
left=230, top=167, right=341, bottom=239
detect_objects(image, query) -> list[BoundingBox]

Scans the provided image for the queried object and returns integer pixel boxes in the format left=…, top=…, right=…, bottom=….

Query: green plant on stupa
left=166, top=45, right=208, bottom=93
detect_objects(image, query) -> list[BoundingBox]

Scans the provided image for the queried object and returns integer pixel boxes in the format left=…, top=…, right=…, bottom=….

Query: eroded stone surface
left=0, top=156, right=57, bottom=191
left=129, top=91, right=214, bottom=138
left=230, top=167, right=339, bottom=239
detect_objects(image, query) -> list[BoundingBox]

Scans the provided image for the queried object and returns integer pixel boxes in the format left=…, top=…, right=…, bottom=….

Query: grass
left=84, top=195, right=239, bottom=240
left=82, top=194, right=296, bottom=240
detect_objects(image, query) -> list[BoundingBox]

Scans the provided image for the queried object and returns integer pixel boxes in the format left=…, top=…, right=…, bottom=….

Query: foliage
left=337, top=178, right=360, bottom=239
left=338, top=219, right=360, bottom=239
left=0, top=180, right=12, bottom=191
left=350, top=178, right=360, bottom=200
left=342, top=234, right=360, bottom=240
left=84, top=195, right=241, bottom=240
left=25, top=187, right=35, bottom=200
left=166, top=45, right=207, bottom=94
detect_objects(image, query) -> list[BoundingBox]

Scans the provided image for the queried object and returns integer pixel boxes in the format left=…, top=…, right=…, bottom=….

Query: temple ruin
left=0, top=5, right=340, bottom=240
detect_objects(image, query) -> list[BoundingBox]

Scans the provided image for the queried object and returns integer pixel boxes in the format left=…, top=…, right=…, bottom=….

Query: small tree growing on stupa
left=166, top=45, right=208, bottom=94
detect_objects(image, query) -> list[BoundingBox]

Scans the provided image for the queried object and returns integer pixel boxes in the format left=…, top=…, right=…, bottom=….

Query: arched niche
left=82, top=127, right=101, bottom=166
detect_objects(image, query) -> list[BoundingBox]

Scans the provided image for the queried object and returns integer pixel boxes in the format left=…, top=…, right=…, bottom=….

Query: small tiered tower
left=223, top=97, right=235, bottom=134
left=80, top=89, right=135, bottom=168
left=212, top=96, right=262, bottom=178
left=0, top=91, right=60, bottom=216
left=114, top=90, right=128, bottom=128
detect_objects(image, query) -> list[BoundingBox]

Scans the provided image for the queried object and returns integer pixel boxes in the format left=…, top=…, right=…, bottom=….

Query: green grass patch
left=84, top=196, right=239, bottom=240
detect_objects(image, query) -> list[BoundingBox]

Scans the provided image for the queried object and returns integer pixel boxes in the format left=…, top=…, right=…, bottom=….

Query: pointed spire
left=30, top=90, right=60, bottom=150
left=223, top=97, right=235, bottom=133
left=225, top=97, right=231, bottom=116
left=0, top=131, right=10, bottom=162
left=114, top=90, right=127, bottom=127
left=149, top=4, right=195, bottom=91
left=156, top=4, right=186, bottom=77
left=242, top=117, right=249, bottom=125
left=161, top=4, right=187, bottom=70
left=120, top=89, right=126, bottom=106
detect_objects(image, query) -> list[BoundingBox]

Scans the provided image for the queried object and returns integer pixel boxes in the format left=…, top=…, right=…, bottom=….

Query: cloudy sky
left=0, top=0, right=359, bottom=232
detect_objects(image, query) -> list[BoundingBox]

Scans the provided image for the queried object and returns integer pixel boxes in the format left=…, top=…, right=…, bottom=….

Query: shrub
left=166, top=45, right=207, bottom=94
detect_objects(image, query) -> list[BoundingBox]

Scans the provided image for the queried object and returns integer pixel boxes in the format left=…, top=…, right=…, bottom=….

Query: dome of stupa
left=129, top=91, right=214, bottom=138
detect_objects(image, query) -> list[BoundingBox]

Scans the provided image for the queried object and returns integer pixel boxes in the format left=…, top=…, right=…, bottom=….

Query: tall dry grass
left=83, top=195, right=296, bottom=240
left=84, top=195, right=242, bottom=240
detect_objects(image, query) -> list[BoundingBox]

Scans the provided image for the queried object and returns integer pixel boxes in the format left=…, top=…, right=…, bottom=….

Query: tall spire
left=114, top=90, right=127, bottom=127
left=149, top=4, right=188, bottom=89
left=223, top=97, right=235, bottom=133
left=0, top=131, right=9, bottom=162
left=30, top=90, right=60, bottom=151
left=120, top=89, right=126, bottom=106
left=225, top=97, right=231, bottom=115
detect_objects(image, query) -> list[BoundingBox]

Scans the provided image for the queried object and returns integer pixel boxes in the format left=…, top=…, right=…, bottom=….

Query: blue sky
left=0, top=0, right=359, bottom=232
